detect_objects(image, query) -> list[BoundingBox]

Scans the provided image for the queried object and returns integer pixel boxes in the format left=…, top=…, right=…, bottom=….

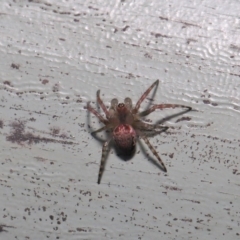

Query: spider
left=86, top=80, right=192, bottom=184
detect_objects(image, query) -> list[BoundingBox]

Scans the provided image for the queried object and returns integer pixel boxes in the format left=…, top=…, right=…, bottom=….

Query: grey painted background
left=0, top=0, right=239, bottom=239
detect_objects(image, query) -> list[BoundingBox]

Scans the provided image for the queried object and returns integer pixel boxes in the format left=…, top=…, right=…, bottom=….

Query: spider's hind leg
left=139, top=133, right=167, bottom=172
left=97, top=139, right=111, bottom=184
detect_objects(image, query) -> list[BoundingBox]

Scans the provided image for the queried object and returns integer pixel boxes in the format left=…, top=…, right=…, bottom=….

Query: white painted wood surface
left=0, top=0, right=239, bottom=239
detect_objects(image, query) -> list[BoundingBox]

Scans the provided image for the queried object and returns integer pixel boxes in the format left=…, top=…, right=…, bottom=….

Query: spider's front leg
left=97, top=90, right=111, bottom=119
left=86, top=102, right=108, bottom=124
left=133, top=80, right=159, bottom=113
left=98, top=139, right=111, bottom=184
left=139, top=104, right=192, bottom=117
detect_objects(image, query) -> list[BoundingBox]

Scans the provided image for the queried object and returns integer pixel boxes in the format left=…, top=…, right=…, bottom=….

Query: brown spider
left=86, top=80, right=191, bottom=184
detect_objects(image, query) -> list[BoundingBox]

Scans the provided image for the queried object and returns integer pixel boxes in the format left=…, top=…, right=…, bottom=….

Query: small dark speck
left=11, top=63, right=20, bottom=69
left=59, top=38, right=65, bottom=41
left=29, top=117, right=36, bottom=122
left=151, top=32, right=170, bottom=38
left=3, top=81, right=13, bottom=86
left=211, top=102, right=218, bottom=106
left=50, top=127, right=60, bottom=135
left=0, top=226, right=7, bottom=233
left=203, top=99, right=211, bottom=104
left=49, top=215, right=54, bottom=220
left=52, top=84, right=60, bottom=92
left=232, top=169, right=238, bottom=174
left=176, top=117, right=191, bottom=123
left=88, top=6, right=99, bottom=10
left=59, top=133, right=67, bottom=139
left=76, top=228, right=87, bottom=232
left=186, top=38, right=197, bottom=44
left=122, top=25, right=129, bottom=31
left=169, top=153, right=174, bottom=159
left=41, top=79, right=49, bottom=85
left=59, top=11, right=71, bottom=15
left=0, top=120, right=3, bottom=128
left=144, top=53, right=152, bottom=59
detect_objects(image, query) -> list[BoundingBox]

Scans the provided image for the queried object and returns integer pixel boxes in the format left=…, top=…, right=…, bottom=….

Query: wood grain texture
left=0, top=0, right=239, bottom=239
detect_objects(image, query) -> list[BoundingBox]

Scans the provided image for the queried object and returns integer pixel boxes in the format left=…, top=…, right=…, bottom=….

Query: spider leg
left=98, top=139, right=111, bottom=184
left=134, top=80, right=159, bottom=113
left=86, top=102, right=108, bottom=124
left=97, top=90, right=110, bottom=119
left=140, top=133, right=167, bottom=172
left=139, top=104, right=192, bottom=117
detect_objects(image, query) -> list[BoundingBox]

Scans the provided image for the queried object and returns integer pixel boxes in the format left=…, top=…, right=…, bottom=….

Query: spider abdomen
left=113, top=124, right=137, bottom=153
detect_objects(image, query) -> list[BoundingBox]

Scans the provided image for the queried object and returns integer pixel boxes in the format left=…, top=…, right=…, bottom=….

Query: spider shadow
left=137, top=107, right=193, bottom=172
left=137, top=128, right=168, bottom=172
left=113, top=145, right=136, bottom=161
left=155, top=107, right=194, bottom=125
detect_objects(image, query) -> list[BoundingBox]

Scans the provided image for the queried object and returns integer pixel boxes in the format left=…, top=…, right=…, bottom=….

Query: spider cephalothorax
left=86, top=80, right=191, bottom=184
